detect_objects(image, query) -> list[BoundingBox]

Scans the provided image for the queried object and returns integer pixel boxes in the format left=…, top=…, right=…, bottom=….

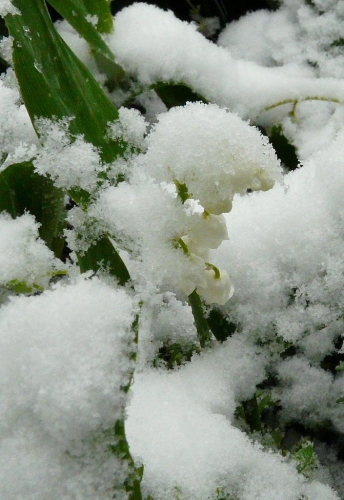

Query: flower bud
left=197, top=268, right=234, bottom=305
left=177, top=253, right=208, bottom=296
left=189, top=213, right=229, bottom=249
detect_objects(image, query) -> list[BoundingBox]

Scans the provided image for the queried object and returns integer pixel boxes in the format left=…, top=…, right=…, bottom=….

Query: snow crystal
left=0, top=80, right=39, bottom=167
left=107, top=106, right=147, bottom=150
left=275, top=356, right=334, bottom=426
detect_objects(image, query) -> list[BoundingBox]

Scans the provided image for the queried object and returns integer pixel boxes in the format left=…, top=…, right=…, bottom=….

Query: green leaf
left=5, top=0, right=125, bottom=164
left=267, top=125, right=299, bottom=171
left=293, top=441, right=317, bottom=475
left=331, top=38, right=344, bottom=48
left=335, top=361, right=344, bottom=372
left=6, top=279, right=44, bottom=294
left=206, top=307, right=237, bottom=342
left=0, top=162, right=66, bottom=256
left=5, top=0, right=131, bottom=284
left=47, top=0, right=114, bottom=55
left=153, top=82, right=208, bottom=109
left=77, top=236, right=130, bottom=285
left=46, top=0, right=125, bottom=87
left=111, top=420, right=143, bottom=500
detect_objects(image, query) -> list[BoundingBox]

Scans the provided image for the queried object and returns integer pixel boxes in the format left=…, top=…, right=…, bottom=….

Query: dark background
left=47, top=0, right=273, bottom=28
left=110, top=0, right=270, bottom=24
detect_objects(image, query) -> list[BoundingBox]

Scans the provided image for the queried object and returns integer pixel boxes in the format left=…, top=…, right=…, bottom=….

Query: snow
left=144, top=102, right=282, bottom=214
left=109, top=3, right=344, bottom=119
left=0, top=276, right=137, bottom=499
left=34, top=117, right=104, bottom=191
left=0, top=0, right=20, bottom=17
left=0, top=212, right=64, bottom=291
left=1, top=0, right=344, bottom=498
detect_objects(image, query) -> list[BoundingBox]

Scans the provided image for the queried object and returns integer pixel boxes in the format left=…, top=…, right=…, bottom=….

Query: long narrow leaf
left=5, top=0, right=130, bottom=281
left=46, top=0, right=125, bottom=86
left=47, top=0, right=113, bottom=53
left=5, top=0, right=125, bottom=163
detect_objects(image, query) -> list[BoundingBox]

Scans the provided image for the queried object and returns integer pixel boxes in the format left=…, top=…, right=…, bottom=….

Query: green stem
left=264, top=96, right=341, bottom=113
left=112, top=419, right=143, bottom=500
left=110, top=312, right=142, bottom=499
left=205, top=262, right=221, bottom=279
left=188, top=289, right=212, bottom=348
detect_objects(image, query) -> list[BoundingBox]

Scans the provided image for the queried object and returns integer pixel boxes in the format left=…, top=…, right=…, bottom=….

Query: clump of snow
left=0, top=0, right=20, bottom=17
left=89, top=172, right=206, bottom=296
left=109, top=3, right=344, bottom=119
left=0, top=212, right=64, bottom=290
left=34, top=117, right=105, bottom=191
left=127, top=338, right=338, bottom=500
left=0, top=276, right=137, bottom=498
left=219, top=0, right=344, bottom=80
left=107, top=106, right=148, bottom=151
left=144, top=102, right=282, bottom=214
left=0, top=80, right=39, bottom=168
left=218, top=9, right=306, bottom=71
left=213, top=129, right=344, bottom=346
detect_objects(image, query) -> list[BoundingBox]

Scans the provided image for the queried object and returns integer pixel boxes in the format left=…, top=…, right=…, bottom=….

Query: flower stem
left=188, top=289, right=212, bottom=348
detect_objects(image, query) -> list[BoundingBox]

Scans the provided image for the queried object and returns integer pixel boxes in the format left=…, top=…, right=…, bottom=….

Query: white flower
left=180, top=235, right=210, bottom=261
left=144, top=102, right=282, bottom=214
left=177, top=253, right=208, bottom=296
left=188, top=213, right=229, bottom=249
left=197, top=268, right=234, bottom=305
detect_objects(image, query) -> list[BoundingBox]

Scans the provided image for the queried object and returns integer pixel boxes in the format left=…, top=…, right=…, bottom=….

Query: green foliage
left=262, top=125, right=299, bottom=171
left=77, top=236, right=131, bottom=285
left=46, top=0, right=126, bottom=87
left=188, top=289, right=212, bottom=348
left=206, top=307, right=237, bottom=342
left=6, top=0, right=125, bottom=164
left=5, top=0, right=131, bottom=283
left=155, top=341, right=199, bottom=369
left=0, top=162, right=66, bottom=256
left=292, top=439, right=318, bottom=477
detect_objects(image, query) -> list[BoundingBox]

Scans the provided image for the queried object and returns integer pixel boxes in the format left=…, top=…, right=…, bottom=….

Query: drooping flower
left=144, top=102, right=282, bottom=214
